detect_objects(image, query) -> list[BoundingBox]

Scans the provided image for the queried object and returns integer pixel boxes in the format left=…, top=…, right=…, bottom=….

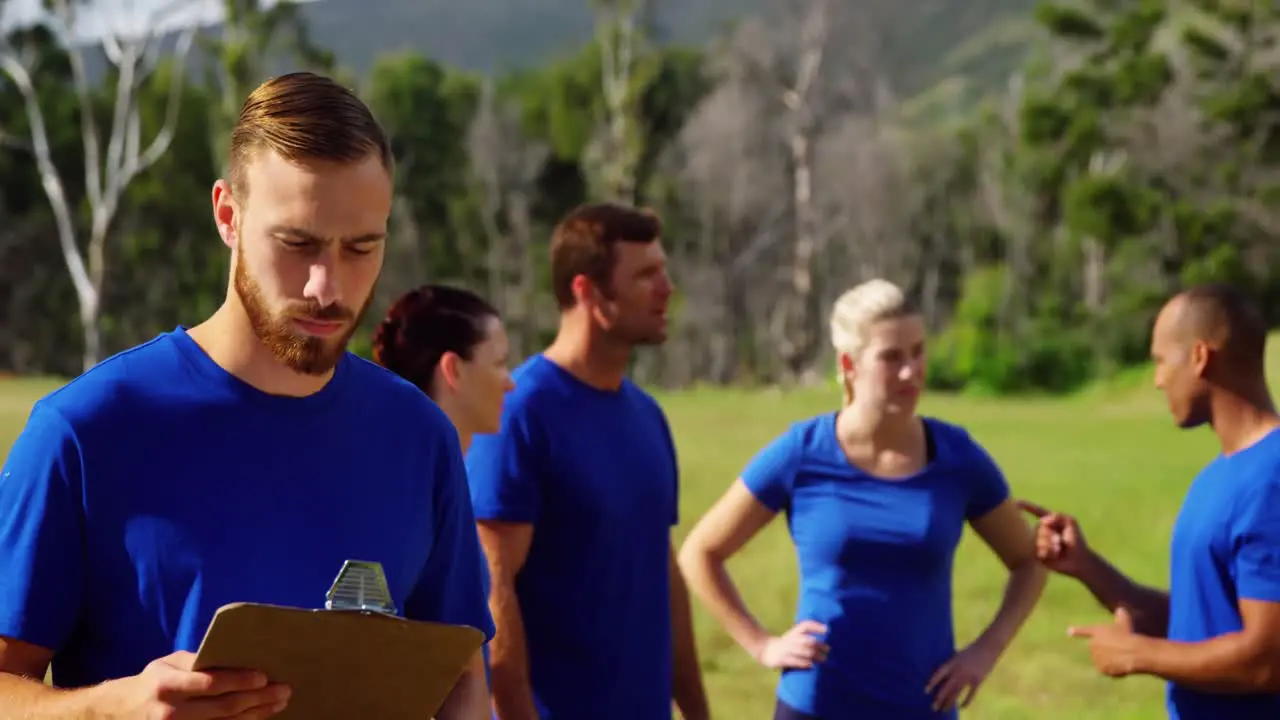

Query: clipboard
left=192, top=560, right=486, bottom=719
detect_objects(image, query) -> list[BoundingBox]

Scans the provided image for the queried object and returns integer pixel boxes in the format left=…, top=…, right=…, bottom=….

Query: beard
left=603, top=315, right=667, bottom=347
left=233, top=243, right=370, bottom=375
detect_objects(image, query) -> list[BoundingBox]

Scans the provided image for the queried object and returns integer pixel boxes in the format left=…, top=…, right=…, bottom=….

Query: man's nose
left=303, top=259, right=342, bottom=308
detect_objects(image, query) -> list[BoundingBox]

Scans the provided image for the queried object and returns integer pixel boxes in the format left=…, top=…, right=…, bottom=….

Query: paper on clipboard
left=192, top=560, right=485, bottom=719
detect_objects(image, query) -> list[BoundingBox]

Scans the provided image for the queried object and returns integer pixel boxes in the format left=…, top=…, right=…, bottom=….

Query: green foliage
left=1062, top=174, right=1160, bottom=243
left=1033, top=3, right=1105, bottom=41
left=366, top=53, right=481, bottom=281
left=7, top=0, right=1280, bottom=399
left=929, top=265, right=1096, bottom=394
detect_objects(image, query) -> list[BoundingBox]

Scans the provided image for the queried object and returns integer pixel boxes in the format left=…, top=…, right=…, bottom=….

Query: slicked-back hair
left=227, top=71, right=393, bottom=199
left=371, top=285, right=499, bottom=398
left=550, top=202, right=662, bottom=310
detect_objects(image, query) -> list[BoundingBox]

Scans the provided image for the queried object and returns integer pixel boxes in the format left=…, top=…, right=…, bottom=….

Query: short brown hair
left=1177, top=282, right=1268, bottom=370
left=550, top=202, right=662, bottom=309
left=227, top=72, right=393, bottom=198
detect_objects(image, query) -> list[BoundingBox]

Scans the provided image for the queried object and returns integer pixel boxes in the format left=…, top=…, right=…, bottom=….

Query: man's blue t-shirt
left=0, top=327, right=495, bottom=688
left=740, top=413, right=1010, bottom=720
left=466, top=354, right=678, bottom=720
left=1167, top=428, right=1280, bottom=719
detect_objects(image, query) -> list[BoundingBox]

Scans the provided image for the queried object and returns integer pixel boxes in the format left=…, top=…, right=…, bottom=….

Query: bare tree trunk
left=593, top=0, right=643, bottom=203
left=509, top=191, right=536, bottom=360
left=0, top=0, right=195, bottom=370
left=771, top=0, right=829, bottom=381
left=1083, top=238, right=1105, bottom=314
left=779, top=131, right=820, bottom=378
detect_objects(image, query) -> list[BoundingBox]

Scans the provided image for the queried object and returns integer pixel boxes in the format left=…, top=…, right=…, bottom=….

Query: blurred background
left=5, top=2, right=1275, bottom=716
left=1, top=0, right=1275, bottom=395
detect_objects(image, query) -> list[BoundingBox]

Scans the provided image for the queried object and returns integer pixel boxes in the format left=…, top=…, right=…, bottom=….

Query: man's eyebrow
left=268, top=226, right=385, bottom=243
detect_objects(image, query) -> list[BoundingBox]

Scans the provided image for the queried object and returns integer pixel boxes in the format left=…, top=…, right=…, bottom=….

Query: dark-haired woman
left=373, top=284, right=515, bottom=451
left=371, top=283, right=515, bottom=715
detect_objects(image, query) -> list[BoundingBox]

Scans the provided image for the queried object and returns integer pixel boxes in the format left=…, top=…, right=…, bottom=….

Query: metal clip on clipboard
left=192, top=558, right=486, bottom=719
left=324, top=559, right=399, bottom=617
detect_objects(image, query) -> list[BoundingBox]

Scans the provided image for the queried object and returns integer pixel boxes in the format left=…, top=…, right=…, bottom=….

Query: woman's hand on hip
left=755, top=620, right=829, bottom=670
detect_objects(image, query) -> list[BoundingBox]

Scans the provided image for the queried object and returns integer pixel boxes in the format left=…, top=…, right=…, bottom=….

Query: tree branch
left=0, top=51, right=93, bottom=307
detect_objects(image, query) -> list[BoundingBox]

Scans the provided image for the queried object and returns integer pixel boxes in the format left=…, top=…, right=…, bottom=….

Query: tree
left=587, top=0, right=650, bottom=203
left=468, top=80, right=550, bottom=358
left=202, top=0, right=334, bottom=175
left=0, top=0, right=196, bottom=370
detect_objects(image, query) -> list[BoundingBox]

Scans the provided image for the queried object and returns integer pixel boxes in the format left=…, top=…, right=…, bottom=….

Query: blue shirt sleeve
left=961, top=432, right=1011, bottom=520
left=404, top=422, right=496, bottom=642
left=1231, top=478, right=1280, bottom=603
left=739, top=428, right=799, bottom=513
left=466, top=401, right=543, bottom=524
left=0, top=402, right=84, bottom=651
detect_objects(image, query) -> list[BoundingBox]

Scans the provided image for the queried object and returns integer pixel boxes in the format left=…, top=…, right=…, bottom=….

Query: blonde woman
left=677, top=279, right=1047, bottom=719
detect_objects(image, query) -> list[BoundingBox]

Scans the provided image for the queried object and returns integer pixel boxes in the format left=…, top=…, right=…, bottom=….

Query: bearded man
left=467, top=203, right=710, bottom=720
left=0, top=72, right=494, bottom=720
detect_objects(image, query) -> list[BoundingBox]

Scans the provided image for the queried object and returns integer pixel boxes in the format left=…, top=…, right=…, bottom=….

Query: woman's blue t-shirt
left=740, top=413, right=1010, bottom=719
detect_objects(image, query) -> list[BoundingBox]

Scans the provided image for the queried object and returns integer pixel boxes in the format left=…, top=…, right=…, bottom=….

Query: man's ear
left=571, top=274, right=614, bottom=328
left=570, top=274, right=594, bottom=309
left=1191, top=340, right=1211, bottom=378
left=212, top=179, right=238, bottom=250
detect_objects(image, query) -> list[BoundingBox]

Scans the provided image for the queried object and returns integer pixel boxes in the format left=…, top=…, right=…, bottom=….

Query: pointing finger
left=1016, top=499, right=1051, bottom=518
left=1067, top=625, right=1096, bottom=638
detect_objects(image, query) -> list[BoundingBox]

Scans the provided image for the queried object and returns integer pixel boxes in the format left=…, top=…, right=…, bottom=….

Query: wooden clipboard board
left=192, top=602, right=485, bottom=719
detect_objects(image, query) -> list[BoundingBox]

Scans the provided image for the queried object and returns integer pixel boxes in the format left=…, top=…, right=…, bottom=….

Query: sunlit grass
left=5, top=341, right=1264, bottom=717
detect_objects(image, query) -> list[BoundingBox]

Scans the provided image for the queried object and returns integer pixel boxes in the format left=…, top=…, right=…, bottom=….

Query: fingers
left=1114, top=606, right=1134, bottom=631
left=231, top=702, right=290, bottom=720
left=1061, top=521, right=1079, bottom=546
left=792, top=620, right=828, bottom=637
left=959, top=682, right=979, bottom=708
left=928, top=670, right=972, bottom=713
left=1016, top=499, right=1051, bottom=518
left=187, top=684, right=291, bottom=719
left=769, top=626, right=830, bottom=669
left=1034, top=526, right=1067, bottom=562
left=157, top=667, right=271, bottom=699
left=924, top=660, right=950, bottom=694
left=162, top=651, right=199, bottom=671
left=1067, top=625, right=1096, bottom=638
left=779, top=650, right=818, bottom=669
left=790, top=633, right=829, bottom=663
left=930, top=680, right=961, bottom=712
left=787, top=620, right=829, bottom=660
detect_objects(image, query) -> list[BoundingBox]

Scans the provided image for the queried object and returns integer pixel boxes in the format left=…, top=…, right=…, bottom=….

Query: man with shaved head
left=1020, top=283, right=1280, bottom=719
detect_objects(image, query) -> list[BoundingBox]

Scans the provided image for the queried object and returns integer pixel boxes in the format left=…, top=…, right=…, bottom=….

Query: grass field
left=3, top=352, right=1261, bottom=718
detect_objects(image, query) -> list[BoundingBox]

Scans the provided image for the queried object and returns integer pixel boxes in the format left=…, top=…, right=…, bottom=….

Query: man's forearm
left=1132, top=632, right=1280, bottom=693
left=1077, top=551, right=1170, bottom=637
left=437, top=652, right=490, bottom=720
left=488, top=583, right=538, bottom=720
left=0, top=672, right=106, bottom=718
left=669, top=557, right=709, bottom=720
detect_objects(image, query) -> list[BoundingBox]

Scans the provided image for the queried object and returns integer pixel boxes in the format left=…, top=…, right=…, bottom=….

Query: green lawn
left=0, top=363, right=1242, bottom=719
